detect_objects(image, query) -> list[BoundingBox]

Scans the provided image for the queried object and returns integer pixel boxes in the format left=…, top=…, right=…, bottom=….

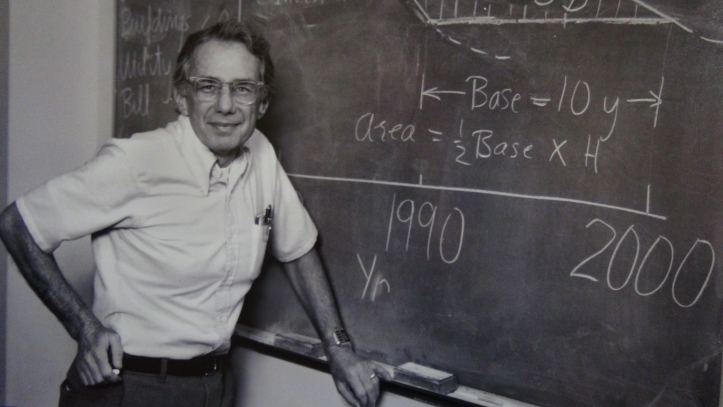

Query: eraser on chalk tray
left=393, top=362, right=459, bottom=394
left=273, top=332, right=324, bottom=358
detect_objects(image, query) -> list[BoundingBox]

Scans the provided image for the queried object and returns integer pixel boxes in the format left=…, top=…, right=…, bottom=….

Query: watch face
left=333, top=330, right=351, bottom=345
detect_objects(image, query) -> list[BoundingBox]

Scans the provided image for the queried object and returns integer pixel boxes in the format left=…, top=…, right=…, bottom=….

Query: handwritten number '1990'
left=570, top=218, right=715, bottom=308
left=385, top=194, right=465, bottom=264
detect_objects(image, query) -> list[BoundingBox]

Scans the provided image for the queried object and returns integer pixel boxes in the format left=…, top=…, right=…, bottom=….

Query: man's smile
left=209, top=121, right=241, bottom=132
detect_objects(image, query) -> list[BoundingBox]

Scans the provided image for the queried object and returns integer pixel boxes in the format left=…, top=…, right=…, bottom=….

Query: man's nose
left=214, top=85, right=236, bottom=114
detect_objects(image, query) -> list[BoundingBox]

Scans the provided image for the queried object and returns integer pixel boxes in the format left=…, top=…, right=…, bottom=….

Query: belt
left=122, top=353, right=226, bottom=377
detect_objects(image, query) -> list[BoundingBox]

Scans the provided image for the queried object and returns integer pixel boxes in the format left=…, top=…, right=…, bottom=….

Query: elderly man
left=0, top=21, right=389, bottom=407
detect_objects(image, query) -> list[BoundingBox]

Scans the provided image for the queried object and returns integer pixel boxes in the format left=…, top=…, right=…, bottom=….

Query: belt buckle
left=204, top=359, right=218, bottom=376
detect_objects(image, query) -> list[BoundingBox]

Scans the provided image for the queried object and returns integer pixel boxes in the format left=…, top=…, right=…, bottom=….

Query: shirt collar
left=176, top=115, right=251, bottom=195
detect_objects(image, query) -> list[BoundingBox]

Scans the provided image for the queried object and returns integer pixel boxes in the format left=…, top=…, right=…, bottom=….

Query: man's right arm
left=0, top=203, right=123, bottom=387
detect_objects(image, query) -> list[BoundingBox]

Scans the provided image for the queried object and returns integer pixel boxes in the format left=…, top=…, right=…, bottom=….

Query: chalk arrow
left=419, top=73, right=466, bottom=110
left=626, top=76, right=664, bottom=128
left=626, top=93, right=661, bottom=108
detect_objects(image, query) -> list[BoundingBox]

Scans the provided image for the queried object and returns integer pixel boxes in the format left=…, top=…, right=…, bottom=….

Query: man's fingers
left=77, top=367, right=91, bottom=387
left=87, top=334, right=122, bottom=383
left=109, top=333, right=124, bottom=370
left=81, top=350, right=105, bottom=385
left=328, top=349, right=387, bottom=407
left=79, top=361, right=103, bottom=386
left=347, top=373, right=371, bottom=407
left=92, top=341, right=115, bottom=382
left=357, top=370, right=379, bottom=407
left=360, top=362, right=387, bottom=407
left=372, top=364, right=393, bottom=381
left=73, top=326, right=125, bottom=387
left=336, top=381, right=361, bottom=407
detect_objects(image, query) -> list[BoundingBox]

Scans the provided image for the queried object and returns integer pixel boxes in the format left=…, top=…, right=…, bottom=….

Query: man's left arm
left=282, top=247, right=392, bottom=407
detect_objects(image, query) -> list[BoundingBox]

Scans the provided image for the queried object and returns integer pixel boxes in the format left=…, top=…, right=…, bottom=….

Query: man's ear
left=257, top=98, right=270, bottom=119
left=174, top=87, right=189, bottom=116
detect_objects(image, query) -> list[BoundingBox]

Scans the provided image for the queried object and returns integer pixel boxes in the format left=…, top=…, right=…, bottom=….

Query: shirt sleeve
left=269, top=160, right=318, bottom=263
left=16, top=140, right=140, bottom=253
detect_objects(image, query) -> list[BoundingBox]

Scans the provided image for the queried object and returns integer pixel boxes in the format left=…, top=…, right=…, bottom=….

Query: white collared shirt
left=17, top=116, right=317, bottom=358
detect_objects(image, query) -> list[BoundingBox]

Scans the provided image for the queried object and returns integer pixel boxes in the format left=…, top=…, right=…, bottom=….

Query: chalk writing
left=409, top=0, right=723, bottom=63
left=570, top=218, right=715, bottom=308
left=466, top=76, right=522, bottom=112
left=120, top=5, right=190, bottom=45
left=419, top=73, right=466, bottom=110
left=287, top=175, right=666, bottom=220
left=120, top=84, right=150, bottom=118
left=385, top=193, right=465, bottom=263
left=119, top=45, right=174, bottom=80
left=453, top=128, right=534, bottom=166
left=556, top=76, right=625, bottom=137
left=549, top=139, right=568, bottom=166
left=256, top=0, right=347, bottom=5
left=416, top=0, right=670, bottom=26
left=355, top=113, right=416, bottom=143
left=357, top=254, right=391, bottom=302
left=625, top=76, right=664, bottom=128
left=419, top=74, right=523, bottom=112
left=405, top=70, right=664, bottom=177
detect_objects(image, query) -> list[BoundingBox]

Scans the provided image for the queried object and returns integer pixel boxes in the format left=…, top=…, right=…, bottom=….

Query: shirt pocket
left=247, top=216, right=271, bottom=280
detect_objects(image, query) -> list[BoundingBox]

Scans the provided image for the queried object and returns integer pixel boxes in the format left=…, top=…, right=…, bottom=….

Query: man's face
left=176, top=39, right=268, bottom=160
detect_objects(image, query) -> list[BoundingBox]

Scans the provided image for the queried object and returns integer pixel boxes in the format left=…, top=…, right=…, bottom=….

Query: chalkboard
left=115, top=1, right=723, bottom=406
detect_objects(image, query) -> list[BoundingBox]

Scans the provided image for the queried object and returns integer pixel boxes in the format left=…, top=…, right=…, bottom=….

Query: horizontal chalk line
left=430, top=17, right=670, bottom=26
left=288, top=174, right=667, bottom=220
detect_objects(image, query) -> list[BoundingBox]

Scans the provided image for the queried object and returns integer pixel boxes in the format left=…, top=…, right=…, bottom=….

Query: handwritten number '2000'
left=570, top=219, right=716, bottom=308
left=385, top=194, right=465, bottom=264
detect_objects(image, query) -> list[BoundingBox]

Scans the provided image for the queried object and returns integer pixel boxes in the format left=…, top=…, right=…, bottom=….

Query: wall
left=0, top=1, right=8, bottom=404
left=5, top=1, right=114, bottom=406
left=4, top=2, right=431, bottom=407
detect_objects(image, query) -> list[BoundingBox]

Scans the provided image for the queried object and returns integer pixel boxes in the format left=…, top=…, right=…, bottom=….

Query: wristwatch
left=332, top=329, right=352, bottom=348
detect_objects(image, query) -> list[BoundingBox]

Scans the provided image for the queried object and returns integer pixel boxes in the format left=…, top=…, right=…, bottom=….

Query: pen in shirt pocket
left=255, top=205, right=273, bottom=237
left=255, top=205, right=273, bottom=227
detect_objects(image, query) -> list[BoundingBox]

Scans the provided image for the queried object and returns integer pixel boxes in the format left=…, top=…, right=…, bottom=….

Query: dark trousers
left=58, top=366, right=236, bottom=407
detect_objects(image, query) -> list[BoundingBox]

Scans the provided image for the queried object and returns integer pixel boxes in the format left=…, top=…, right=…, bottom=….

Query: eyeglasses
left=184, top=77, right=267, bottom=105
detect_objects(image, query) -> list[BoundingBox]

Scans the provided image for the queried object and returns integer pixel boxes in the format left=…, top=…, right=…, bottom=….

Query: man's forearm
left=282, top=247, right=346, bottom=347
left=1, top=203, right=124, bottom=386
left=0, top=203, right=100, bottom=340
left=283, top=246, right=389, bottom=407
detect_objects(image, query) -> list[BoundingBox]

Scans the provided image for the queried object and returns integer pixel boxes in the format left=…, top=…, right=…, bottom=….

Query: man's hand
left=282, top=248, right=392, bottom=405
left=0, top=203, right=124, bottom=389
left=327, top=346, right=392, bottom=407
left=66, top=322, right=124, bottom=389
